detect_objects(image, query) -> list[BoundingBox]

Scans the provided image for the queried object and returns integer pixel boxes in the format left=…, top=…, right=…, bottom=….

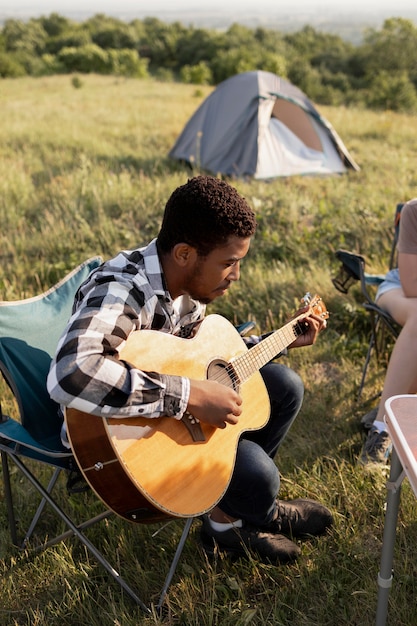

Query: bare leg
left=375, top=289, right=417, bottom=421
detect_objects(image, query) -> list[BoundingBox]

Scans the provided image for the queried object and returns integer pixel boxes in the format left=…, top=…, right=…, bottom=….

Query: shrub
left=57, top=43, right=110, bottom=74
left=0, top=51, right=26, bottom=77
left=365, top=70, right=417, bottom=112
left=180, top=61, right=212, bottom=85
left=107, top=49, right=149, bottom=77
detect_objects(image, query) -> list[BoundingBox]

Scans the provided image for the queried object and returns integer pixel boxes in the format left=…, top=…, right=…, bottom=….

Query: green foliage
left=35, top=53, right=64, bottom=76
left=44, top=29, right=93, bottom=55
left=107, top=49, right=149, bottom=78
left=363, top=17, right=417, bottom=75
left=51, top=43, right=149, bottom=77
left=57, top=43, right=109, bottom=73
left=180, top=61, right=212, bottom=85
left=38, top=12, right=76, bottom=37
left=71, top=75, right=84, bottom=89
left=154, top=67, right=174, bottom=82
left=91, top=24, right=138, bottom=50
left=0, top=51, right=26, bottom=77
left=2, top=17, right=48, bottom=54
left=2, top=13, right=417, bottom=112
left=365, top=70, right=417, bottom=112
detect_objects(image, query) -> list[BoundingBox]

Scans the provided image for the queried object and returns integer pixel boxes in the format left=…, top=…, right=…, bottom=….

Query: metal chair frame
left=332, top=203, right=403, bottom=400
left=0, top=257, right=194, bottom=614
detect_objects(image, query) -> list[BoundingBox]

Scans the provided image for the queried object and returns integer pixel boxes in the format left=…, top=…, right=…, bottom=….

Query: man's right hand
left=187, top=379, right=242, bottom=429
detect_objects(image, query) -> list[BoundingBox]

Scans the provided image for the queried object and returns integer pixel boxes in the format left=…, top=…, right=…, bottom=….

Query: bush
left=365, top=70, right=417, bottom=112
left=180, top=61, right=212, bottom=85
left=36, top=53, right=64, bottom=76
left=0, top=51, right=26, bottom=77
left=57, top=43, right=110, bottom=73
left=44, top=30, right=92, bottom=55
left=107, top=49, right=149, bottom=77
left=154, top=67, right=174, bottom=82
left=71, top=75, right=84, bottom=88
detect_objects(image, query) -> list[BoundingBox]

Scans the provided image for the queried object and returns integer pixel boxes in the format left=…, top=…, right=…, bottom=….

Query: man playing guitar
left=48, top=175, right=332, bottom=564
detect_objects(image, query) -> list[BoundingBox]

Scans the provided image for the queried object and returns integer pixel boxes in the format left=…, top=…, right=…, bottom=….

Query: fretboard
left=232, top=317, right=306, bottom=383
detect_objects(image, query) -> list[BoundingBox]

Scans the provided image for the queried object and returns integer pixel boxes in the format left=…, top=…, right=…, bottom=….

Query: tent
left=169, top=70, right=359, bottom=179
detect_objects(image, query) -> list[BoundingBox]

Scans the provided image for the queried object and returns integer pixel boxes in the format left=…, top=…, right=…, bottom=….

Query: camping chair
left=332, top=203, right=403, bottom=400
left=0, top=256, right=194, bottom=614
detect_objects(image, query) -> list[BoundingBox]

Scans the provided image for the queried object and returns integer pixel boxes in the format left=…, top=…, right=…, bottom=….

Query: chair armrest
left=333, top=249, right=365, bottom=293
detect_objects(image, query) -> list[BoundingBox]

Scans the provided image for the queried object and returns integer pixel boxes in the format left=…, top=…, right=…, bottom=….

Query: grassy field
left=1, top=74, right=417, bottom=625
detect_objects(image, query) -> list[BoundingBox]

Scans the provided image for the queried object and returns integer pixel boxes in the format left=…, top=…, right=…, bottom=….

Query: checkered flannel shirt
left=47, top=238, right=206, bottom=420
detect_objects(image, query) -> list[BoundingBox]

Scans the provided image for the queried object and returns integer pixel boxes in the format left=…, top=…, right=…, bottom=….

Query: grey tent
left=169, top=70, right=359, bottom=179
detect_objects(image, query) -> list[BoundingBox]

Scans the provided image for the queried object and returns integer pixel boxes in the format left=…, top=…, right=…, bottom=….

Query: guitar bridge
left=180, top=413, right=206, bottom=442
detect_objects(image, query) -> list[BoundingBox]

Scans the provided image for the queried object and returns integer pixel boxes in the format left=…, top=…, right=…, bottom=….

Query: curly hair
left=157, top=175, right=257, bottom=256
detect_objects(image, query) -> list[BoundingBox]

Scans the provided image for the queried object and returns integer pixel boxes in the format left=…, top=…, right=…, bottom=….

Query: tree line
left=1, top=12, right=417, bottom=112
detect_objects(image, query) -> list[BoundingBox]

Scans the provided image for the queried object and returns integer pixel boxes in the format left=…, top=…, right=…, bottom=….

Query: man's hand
left=187, top=379, right=242, bottom=429
left=288, top=303, right=327, bottom=349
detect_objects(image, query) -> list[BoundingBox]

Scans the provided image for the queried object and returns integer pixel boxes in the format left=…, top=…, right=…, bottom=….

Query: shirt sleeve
left=47, top=278, right=189, bottom=420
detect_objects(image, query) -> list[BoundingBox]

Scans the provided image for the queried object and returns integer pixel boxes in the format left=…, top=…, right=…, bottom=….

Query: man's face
left=184, top=236, right=251, bottom=304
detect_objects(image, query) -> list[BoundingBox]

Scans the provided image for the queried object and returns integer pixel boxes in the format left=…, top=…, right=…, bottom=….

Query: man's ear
left=172, top=243, right=197, bottom=266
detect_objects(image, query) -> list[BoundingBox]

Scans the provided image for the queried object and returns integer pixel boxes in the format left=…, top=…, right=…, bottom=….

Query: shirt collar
left=141, top=238, right=169, bottom=299
left=141, top=238, right=205, bottom=322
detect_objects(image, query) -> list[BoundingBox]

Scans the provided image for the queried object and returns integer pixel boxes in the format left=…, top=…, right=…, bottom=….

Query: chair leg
left=5, top=452, right=193, bottom=614
left=358, top=331, right=376, bottom=401
left=1, top=450, right=18, bottom=546
left=22, top=466, right=62, bottom=549
left=41, top=509, right=113, bottom=548
left=358, top=313, right=397, bottom=402
left=156, top=516, right=194, bottom=612
left=7, top=453, right=152, bottom=613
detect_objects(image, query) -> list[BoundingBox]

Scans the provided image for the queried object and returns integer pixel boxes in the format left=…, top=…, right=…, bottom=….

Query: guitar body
left=65, top=314, right=270, bottom=521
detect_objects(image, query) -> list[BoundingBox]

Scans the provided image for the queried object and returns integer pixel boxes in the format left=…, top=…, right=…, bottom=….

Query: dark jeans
left=217, top=362, right=304, bottom=526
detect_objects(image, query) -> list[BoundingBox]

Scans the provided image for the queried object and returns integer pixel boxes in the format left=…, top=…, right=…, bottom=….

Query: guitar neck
left=232, top=315, right=306, bottom=383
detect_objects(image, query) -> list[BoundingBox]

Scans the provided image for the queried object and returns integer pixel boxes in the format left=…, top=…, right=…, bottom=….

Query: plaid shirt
left=47, top=239, right=205, bottom=420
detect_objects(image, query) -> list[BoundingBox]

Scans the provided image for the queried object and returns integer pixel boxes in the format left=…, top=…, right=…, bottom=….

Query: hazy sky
left=3, top=0, right=417, bottom=15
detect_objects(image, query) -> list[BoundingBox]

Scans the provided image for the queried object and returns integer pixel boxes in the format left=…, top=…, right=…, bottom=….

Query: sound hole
left=206, top=358, right=239, bottom=393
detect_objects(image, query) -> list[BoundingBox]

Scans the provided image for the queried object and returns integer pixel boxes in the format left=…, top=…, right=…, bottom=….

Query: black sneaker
left=359, top=426, right=392, bottom=466
left=263, top=499, right=333, bottom=538
left=200, top=515, right=300, bottom=564
left=360, top=407, right=378, bottom=430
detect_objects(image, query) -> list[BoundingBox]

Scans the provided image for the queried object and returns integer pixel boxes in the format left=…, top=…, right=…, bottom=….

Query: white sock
left=373, top=419, right=388, bottom=433
left=208, top=516, right=243, bottom=532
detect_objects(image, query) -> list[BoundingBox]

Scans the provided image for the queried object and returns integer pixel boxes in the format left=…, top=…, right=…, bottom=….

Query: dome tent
left=169, top=70, right=359, bottom=179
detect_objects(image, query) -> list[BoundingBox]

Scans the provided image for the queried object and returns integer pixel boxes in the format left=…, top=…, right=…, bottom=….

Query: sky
left=2, top=0, right=417, bottom=16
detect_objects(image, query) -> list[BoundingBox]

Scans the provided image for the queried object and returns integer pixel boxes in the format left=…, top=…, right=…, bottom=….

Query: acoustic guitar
left=65, top=293, right=328, bottom=523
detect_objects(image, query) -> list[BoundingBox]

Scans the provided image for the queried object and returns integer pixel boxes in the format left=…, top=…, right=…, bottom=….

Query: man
left=47, top=175, right=332, bottom=564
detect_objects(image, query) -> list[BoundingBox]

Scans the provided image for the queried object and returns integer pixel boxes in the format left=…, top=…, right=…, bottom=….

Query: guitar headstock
left=302, top=293, right=329, bottom=320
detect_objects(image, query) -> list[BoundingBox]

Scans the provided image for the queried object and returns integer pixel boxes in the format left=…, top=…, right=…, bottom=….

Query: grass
left=1, top=74, right=417, bottom=625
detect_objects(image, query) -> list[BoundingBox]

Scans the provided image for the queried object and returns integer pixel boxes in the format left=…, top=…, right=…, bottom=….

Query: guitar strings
left=206, top=320, right=303, bottom=388
left=206, top=298, right=327, bottom=387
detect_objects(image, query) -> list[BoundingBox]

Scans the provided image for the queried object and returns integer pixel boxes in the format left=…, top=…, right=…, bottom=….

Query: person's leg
left=200, top=434, right=302, bottom=564
left=243, top=362, right=305, bottom=458
left=360, top=290, right=417, bottom=464
left=216, top=362, right=304, bottom=524
left=216, top=437, right=280, bottom=526
left=208, top=362, right=332, bottom=531
left=374, top=290, right=417, bottom=421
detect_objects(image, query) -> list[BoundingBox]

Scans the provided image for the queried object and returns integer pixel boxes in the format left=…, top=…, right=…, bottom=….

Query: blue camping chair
left=332, top=203, right=403, bottom=400
left=0, top=256, right=194, bottom=614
